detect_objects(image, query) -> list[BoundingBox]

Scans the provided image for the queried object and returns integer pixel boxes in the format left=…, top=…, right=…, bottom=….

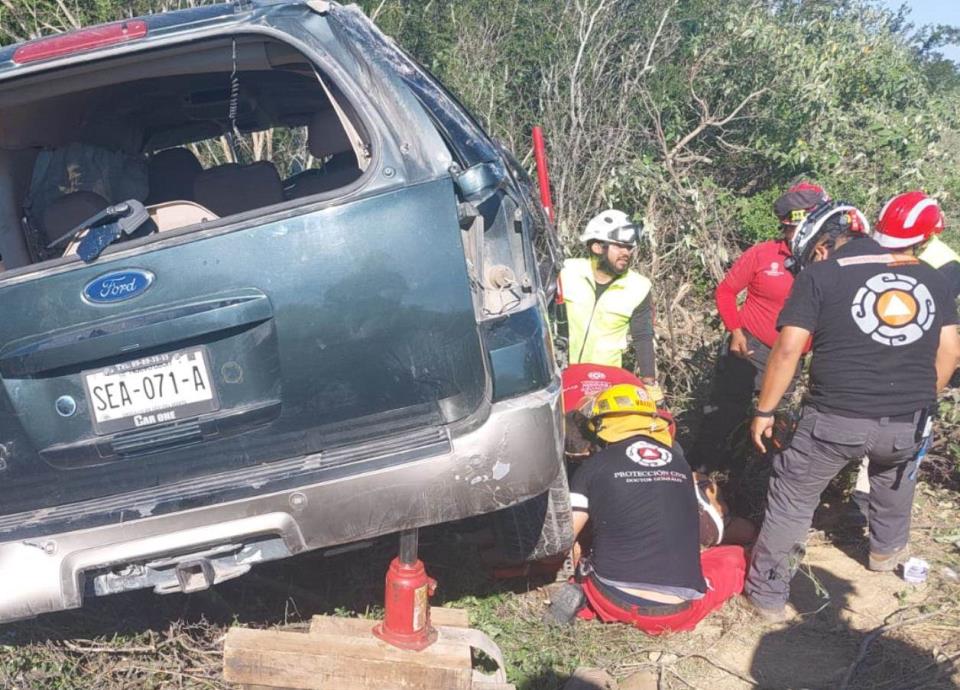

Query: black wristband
left=753, top=408, right=776, bottom=418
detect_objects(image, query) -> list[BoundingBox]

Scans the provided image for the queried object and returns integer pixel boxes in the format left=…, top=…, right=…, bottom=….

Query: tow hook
left=175, top=559, right=215, bottom=593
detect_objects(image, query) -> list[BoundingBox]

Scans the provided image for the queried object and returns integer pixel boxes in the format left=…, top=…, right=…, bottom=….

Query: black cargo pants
left=688, top=330, right=799, bottom=473
left=745, top=407, right=921, bottom=610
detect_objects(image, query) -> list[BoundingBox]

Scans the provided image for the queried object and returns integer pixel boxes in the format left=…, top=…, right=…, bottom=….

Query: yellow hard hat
left=587, top=383, right=674, bottom=447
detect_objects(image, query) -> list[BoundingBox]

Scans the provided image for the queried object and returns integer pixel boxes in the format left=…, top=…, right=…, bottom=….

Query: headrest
left=193, top=162, right=283, bottom=217
left=149, top=147, right=202, bottom=177
left=308, top=109, right=353, bottom=158
left=41, top=190, right=110, bottom=238
left=147, top=147, right=204, bottom=204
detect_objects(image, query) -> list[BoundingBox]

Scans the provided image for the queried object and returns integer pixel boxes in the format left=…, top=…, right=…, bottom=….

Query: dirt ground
left=671, top=542, right=955, bottom=689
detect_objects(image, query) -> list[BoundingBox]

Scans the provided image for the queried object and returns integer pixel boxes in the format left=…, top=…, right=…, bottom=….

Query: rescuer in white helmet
left=558, top=209, right=657, bottom=386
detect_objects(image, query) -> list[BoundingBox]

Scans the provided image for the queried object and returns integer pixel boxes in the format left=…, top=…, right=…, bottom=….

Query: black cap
left=774, top=189, right=827, bottom=222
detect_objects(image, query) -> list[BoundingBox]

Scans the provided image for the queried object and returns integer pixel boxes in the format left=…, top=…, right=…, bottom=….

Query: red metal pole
left=532, top=125, right=555, bottom=223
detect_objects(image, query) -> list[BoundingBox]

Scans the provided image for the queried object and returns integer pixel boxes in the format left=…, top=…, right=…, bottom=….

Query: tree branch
left=668, top=87, right=768, bottom=162
left=641, top=0, right=677, bottom=75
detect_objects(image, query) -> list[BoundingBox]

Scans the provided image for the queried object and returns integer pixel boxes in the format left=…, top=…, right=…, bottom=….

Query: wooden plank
left=308, top=616, right=379, bottom=638
left=224, top=627, right=472, bottom=690
left=229, top=625, right=470, bottom=670
left=430, top=607, right=470, bottom=628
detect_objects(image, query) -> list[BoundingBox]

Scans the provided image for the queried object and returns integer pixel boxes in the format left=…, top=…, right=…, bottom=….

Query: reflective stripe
left=694, top=484, right=724, bottom=545
left=904, top=198, right=938, bottom=228
left=836, top=253, right=916, bottom=267
left=873, top=231, right=923, bottom=249
left=836, top=254, right=898, bottom=266
left=570, top=492, right=589, bottom=510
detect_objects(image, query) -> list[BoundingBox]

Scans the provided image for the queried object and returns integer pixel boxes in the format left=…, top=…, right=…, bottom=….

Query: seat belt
left=310, top=65, right=371, bottom=172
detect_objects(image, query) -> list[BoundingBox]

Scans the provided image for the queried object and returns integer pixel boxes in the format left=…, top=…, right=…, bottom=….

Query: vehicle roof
left=0, top=3, right=255, bottom=70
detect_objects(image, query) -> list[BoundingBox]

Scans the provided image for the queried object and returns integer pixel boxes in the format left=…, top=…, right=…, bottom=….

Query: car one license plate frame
left=83, top=347, right=220, bottom=435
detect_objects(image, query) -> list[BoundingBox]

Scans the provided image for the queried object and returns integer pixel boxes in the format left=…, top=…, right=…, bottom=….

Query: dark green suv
left=0, top=0, right=570, bottom=623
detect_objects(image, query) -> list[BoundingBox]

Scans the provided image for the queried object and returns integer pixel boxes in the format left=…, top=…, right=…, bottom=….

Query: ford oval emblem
left=83, top=269, right=154, bottom=304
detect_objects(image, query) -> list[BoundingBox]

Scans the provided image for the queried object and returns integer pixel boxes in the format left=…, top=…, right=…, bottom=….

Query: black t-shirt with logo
left=777, top=237, right=959, bottom=417
left=569, top=436, right=706, bottom=599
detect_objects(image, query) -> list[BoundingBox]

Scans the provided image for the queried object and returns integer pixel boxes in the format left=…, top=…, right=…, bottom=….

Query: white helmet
left=580, top=209, right=643, bottom=246
left=787, top=200, right=871, bottom=274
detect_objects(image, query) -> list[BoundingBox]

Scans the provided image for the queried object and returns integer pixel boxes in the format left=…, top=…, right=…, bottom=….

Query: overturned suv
left=0, top=0, right=571, bottom=623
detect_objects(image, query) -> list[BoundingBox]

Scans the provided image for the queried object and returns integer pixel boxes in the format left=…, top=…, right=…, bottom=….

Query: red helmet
left=773, top=181, right=830, bottom=225
left=788, top=180, right=828, bottom=197
left=873, top=191, right=944, bottom=249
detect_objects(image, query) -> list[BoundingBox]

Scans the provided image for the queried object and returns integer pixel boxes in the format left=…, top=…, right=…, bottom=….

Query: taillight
left=13, top=20, right=148, bottom=65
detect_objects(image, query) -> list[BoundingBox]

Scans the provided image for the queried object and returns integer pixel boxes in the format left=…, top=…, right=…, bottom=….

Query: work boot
left=742, top=595, right=789, bottom=624
left=869, top=545, right=909, bottom=572
left=543, top=582, right=585, bottom=626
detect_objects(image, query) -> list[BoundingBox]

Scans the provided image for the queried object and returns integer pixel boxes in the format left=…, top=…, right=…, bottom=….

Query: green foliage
left=727, top=189, right=784, bottom=246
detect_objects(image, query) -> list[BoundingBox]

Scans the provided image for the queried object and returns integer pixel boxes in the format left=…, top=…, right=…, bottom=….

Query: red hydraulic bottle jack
left=372, top=529, right=438, bottom=651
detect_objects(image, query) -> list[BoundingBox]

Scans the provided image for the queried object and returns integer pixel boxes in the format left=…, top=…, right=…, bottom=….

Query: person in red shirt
left=687, top=183, right=826, bottom=473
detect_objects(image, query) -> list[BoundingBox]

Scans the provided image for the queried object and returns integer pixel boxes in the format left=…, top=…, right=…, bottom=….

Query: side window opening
left=0, top=36, right=372, bottom=271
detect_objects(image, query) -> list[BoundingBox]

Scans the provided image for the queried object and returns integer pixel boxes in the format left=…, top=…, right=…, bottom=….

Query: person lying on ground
left=545, top=383, right=752, bottom=633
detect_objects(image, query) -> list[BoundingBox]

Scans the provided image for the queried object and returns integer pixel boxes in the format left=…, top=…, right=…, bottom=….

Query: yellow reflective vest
left=920, top=236, right=960, bottom=298
left=920, top=236, right=959, bottom=270
left=559, top=257, right=652, bottom=367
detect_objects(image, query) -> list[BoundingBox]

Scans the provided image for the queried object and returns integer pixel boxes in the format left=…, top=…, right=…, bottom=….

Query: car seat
left=285, top=109, right=362, bottom=199
left=193, top=161, right=284, bottom=217
left=40, top=190, right=110, bottom=252
left=146, top=147, right=203, bottom=205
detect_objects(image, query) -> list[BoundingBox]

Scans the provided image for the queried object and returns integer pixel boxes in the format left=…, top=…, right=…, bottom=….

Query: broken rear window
left=0, top=35, right=371, bottom=269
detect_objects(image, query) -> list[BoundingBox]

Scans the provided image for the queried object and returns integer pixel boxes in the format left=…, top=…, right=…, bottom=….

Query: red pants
left=577, top=546, right=747, bottom=634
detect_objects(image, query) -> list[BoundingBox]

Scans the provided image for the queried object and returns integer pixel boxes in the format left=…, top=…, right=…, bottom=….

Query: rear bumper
left=0, top=381, right=562, bottom=623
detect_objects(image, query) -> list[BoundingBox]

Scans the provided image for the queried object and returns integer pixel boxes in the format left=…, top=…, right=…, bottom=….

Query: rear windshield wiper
left=46, top=199, right=150, bottom=263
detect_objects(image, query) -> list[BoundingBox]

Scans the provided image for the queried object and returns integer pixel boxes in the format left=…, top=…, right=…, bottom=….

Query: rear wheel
left=490, top=469, right=574, bottom=563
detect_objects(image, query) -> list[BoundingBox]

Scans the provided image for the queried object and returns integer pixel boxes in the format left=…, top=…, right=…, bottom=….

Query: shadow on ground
left=750, top=564, right=956, bottom=689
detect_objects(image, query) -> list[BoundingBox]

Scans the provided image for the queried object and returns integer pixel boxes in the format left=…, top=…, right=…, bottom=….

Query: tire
left=490, top=469, right=575, bottom=563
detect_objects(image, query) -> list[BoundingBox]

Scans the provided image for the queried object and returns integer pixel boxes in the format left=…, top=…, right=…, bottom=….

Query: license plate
left=83, top=348, right=219, bottom=434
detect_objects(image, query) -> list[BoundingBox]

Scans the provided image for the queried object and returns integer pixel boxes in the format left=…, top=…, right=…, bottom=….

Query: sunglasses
left=606, top=224, right=640, bottom=246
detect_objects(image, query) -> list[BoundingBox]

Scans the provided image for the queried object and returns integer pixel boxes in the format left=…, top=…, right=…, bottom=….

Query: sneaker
left=742, top=595, right=788, bottom=623
left=542, top=582, right=585, bottom=626
left=869, top=545, right=909, bottom=572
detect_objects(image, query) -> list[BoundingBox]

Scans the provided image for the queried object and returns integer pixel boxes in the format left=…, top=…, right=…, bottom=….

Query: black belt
left=590, top=576, right=692, bottom=616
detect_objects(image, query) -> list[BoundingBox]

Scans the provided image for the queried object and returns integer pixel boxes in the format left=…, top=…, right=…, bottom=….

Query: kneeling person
left=559, top=384, right=747, bottom=634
